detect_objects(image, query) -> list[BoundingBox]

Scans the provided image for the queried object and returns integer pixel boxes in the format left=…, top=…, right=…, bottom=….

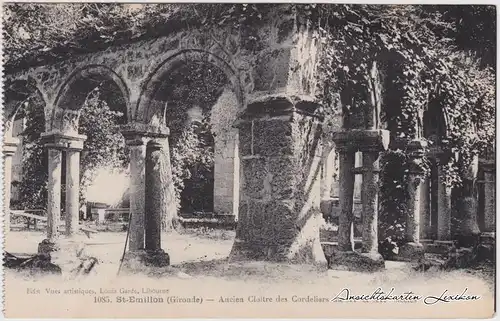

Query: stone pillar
left=437, top=159, right=452, bottom=241
left=330, top=130, right=389, bottom=272
left=482, top=161, right=495, bottom=232
left=336, top=147, right=356, bottom=251
left=3, top=136, right=20, bottom=234
left=229, top=97, right=326, bottom=265
left=360, top=151, right=381, bottom=255
left=65, top=148, right=81, bottom=236
left=214, top=129, right=239, bottom=216
left=321, top=143, right=336, bottom=200
left=40, top=132, right=86, bottom=245
left=126, top=140, right=147, bottom=252
left=320, top=143, right=336, bottom=219
left=399, top=140, right=427, bottom=261
left=457, top=155, right=480, bottom=246
left=419, top=176, right=431, bottom=239
left=121, top=123, right=171, bottom=267
left=144, top=138, right=170, bottom=266
left=46, top=148, right=63, bottom=241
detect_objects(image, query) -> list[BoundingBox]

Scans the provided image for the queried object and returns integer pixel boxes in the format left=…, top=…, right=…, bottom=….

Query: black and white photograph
left=1, top=2, right=496, bottom=318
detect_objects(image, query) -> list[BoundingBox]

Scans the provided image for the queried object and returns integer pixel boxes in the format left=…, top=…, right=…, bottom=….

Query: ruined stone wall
left=6, top=4, right=321, bottom=133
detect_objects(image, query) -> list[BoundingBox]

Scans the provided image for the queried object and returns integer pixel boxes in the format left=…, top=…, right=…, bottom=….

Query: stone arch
left=136, top=49, right=243, bottom=217
left=4, top=78, right=47, bottom=136
left=51, top=64, right=131, bottom=133
left=135, top=49, right=244, bottom=125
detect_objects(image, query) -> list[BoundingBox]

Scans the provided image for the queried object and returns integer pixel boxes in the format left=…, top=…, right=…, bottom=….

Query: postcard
left=1, top=3, right=496, bottom=318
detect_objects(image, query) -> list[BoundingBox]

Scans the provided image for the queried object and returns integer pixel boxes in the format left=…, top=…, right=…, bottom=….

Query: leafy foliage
left=17, top=87, right=128, bottom=210
left=17, top=99, right=47, bottom=209
left=163, top=62, right=229, bottom=213
left=311, top=5, right=495, bottom=237
left=78, top=87, right=129, bottom=205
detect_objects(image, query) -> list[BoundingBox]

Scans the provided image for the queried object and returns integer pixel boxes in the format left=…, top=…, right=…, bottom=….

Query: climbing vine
left=311, top=5, right=495, bottom=238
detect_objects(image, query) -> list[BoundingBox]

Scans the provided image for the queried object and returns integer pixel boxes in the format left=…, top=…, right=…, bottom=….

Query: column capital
left=235, top=94, right=322, bottom=126
left=407, top=139, right=428, bottom=176
left=332, top=129, right=390, bottom=153
left=41, top=131, right=87, bottom=151
left=3, top=136, right=20, bottom=156
left=120, top=122, right=170, bottom=146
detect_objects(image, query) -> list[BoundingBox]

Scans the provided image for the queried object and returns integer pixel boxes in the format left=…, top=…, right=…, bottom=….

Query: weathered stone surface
left=8, top=5, right=317, bottom=134
left=240, top=157, right=268, bottom=199
left=327, top=250, right=385, bottom=272
left=65, top=149, right=81, bottom=236
left=253, top=119, right=294, bottom=156
left=335, top=150, right=355, bottom=252
left=253, top=48, right=291, bottom=92
left=121, top=249, right=170, bottom=270
left=437, top=163, right=452, bottom=240
left=360, top=151, right=380, bottom=255
left=46, top=148, right=62, bottom=241
left=397, top=242, right=425, bottom=262
left=126, top=142, right=147, bottom=251
left=230, top=106, right=325, bottom=266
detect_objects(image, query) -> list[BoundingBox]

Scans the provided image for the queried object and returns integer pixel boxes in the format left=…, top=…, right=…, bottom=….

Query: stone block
left=241, top=157, right=267, bottom=199
left=253, top=48, right=291, bottom=92
left=253, top=119, right=294, bottom=156
left=396, top=242, right=425, bottom=262
left=231, top=199, right=325, bottom=265
left=268, top=156, right=298, bottom=199
left=327, top=250, right=385, bottom=272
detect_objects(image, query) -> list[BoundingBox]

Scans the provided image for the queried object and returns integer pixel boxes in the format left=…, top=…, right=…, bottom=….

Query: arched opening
left=422, top=102, right=450, bottom=240
left=51, top=66, right=130, bottom=224
left=4, top=79, right=47, bottom=214
left=423, top=102, right=447, bottom=146
left=143, top=56, right=241, bottom=227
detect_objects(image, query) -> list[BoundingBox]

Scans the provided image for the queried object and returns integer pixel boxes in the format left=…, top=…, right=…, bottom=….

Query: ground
left=3, top=228, right=496, bottom=318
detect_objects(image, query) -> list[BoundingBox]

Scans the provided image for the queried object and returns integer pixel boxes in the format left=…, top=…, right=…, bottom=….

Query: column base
left=38, top=235, right=90, bottom=274
left=38, top=239, right=59, bottom=254
left=229, top=239, right=328, bottom=269
left=396, top=242, right=425, bottom=262
left=121, top=249, right=170, bottom=270
left=327, top=250, right=385, bottom=272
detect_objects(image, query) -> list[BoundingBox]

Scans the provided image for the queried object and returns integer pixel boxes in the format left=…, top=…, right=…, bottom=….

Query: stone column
left=145, top=140, right=163, bottom=251
left=39, top=132, right=86, bottom=251
left=321, top=143, right=336, bottom=200
left=419, top=176, right=431, bottom=239
left=482, top=161, right=495, bottom=232
left=457, top=155, right=480, bottom=246
left=335, top=143, right=356, bottom=252
left=229, top=97, right=326, bottom=265
left=320, top=143, right=336, bottom=219
left=126, top=140, right=147, bottom=252
left=330, top=130, right=389, bottom=272
left=399, top=140, right=427, bottom=260
left=121, top=123, right=171, bottom=267
left=3, top=136, right=20, bottom=234
left=46, top=148, right=63, bottom=241
left=65, top=148, right=82, bottom=236
left=360, top=150, right=381, bottom=255
left=214, top=128, right=239, bottom=216
left=437, top=158, right=452, bottom=241
left=144, top=138, right=170, bottom=266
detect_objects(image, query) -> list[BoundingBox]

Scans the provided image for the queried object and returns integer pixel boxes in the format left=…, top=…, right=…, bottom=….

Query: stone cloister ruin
left=3, top=7, right=495, bottom=270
